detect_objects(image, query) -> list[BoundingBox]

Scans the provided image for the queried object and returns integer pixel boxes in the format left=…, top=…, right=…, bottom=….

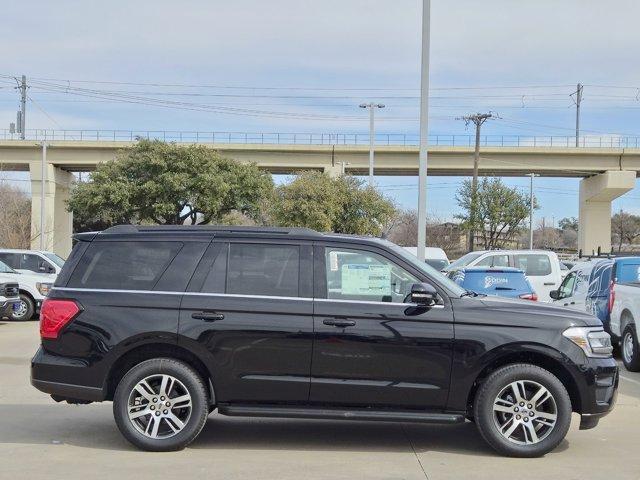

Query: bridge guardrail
left=2, top=129, right=639, bottom=148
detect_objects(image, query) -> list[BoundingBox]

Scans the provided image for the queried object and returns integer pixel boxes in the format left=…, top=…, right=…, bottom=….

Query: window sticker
left=329, top=251, right=339, bottom=272
left=341, top=263, right=391, bottom=295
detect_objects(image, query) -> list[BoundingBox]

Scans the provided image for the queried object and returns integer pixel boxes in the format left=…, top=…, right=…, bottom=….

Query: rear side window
left=69, top=241, right=183, bottom=290
left=457, top=271, right=530, bottom=294
left=514, top=254, right=552, bottom=276
left=0, top=253, right=19, bottom=269
left=226, top=243, right=299, bottom=297
left=617, top=262, right=640, bottom=284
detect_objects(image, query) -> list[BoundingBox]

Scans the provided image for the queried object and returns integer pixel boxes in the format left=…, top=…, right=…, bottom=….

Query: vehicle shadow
left=0, top=404, right=568, bottom=456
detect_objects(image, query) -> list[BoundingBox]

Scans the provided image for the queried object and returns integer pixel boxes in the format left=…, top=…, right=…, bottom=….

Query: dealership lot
left=1, top=320, right=639, bottom=480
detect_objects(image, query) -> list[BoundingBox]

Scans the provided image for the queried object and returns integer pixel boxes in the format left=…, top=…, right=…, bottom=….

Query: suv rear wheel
left=622, top=325, right=640, bottom=372
left=473, top=364, right=571, bottom=457
left=113, top=358, right=209, bottom=451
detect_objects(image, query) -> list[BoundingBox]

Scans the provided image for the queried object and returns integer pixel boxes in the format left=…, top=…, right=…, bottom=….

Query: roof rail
left=102, top=224, right=321, bottom=236
left=577, top=246, right=640, bottom=260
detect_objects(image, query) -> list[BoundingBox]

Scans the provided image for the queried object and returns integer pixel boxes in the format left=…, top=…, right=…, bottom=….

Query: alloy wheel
left=492, top=380, right=558, bottom=445
left=623, top=331, right=635, bottom=365
left=13, top=301, right=28, bottom=319
left=127, top=374, right=193, bottom=439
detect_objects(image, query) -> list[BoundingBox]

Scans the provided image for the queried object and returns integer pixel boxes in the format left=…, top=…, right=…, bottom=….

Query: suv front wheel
left=113, top=358, right=209, bottom=451
left=473, top=364, right=572, bottom=457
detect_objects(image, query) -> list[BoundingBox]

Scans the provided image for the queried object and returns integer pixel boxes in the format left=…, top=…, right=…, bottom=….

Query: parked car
left=445, top=250, right=562, bottom=301
left=0, top=282, right=20, bottom=319
left=606, top=258, right=640, bottom=371
left=448, top=267, right=537, bottom=301
left=32, top=225, right=617, bottom=457
left=0, top=249, right=65, bottom=276
left=403, top=247, right=450, bottom=271
left=0, top=260, right=53, bottom=320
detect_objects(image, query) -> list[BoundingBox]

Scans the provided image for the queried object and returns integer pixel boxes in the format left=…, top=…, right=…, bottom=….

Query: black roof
left=74, top=224, right=385, bottom=247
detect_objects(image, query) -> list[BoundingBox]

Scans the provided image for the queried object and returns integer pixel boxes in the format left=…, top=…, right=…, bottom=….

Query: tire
left=473, top=364, right=572, bottom=458
left=622, top=325, right=640, bottom=372
left=113, top=358, right=209, bottom=451
left=10, top=294, right=35, bottom=321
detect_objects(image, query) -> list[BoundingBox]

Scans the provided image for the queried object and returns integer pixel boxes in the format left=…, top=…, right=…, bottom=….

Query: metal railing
left=2, top=129, right=639, bottom=148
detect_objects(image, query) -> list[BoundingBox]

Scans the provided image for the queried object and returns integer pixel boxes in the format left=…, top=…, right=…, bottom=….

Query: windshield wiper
left=460, top=290, right=478, bottom=298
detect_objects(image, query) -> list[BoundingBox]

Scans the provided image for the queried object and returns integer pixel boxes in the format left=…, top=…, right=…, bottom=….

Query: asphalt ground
left=1, top=320, right=639, bottom=480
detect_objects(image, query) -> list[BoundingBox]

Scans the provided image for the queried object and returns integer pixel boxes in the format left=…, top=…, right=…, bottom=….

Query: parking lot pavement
left=1, top=321, right=639, bottom=480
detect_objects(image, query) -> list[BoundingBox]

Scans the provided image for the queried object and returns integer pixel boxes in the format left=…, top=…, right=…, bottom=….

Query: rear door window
left=68, top=241, right=183, bottom=290
left=514, top=254, right=552, bottom=276
left=226, top=243, right=300, bottom=297
left=0, top=253, right=19, bottom=269
left=617, top=262, right=640, bottom=284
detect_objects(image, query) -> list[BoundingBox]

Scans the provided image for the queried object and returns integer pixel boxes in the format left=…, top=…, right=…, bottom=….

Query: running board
left=218, top=404, right=465, bottom=424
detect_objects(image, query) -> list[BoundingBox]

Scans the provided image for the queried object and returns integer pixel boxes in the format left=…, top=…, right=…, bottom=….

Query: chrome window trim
left=52, top=286, right=444, bottom=308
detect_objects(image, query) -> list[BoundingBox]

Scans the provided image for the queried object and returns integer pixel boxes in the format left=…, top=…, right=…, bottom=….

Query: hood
left=473, top=295, right=601, bottom=328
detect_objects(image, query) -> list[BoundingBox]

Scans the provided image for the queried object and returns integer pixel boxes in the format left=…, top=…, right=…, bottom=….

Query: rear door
left=310, top=243, right=454, bottom=409
left=179, top=239, right=314, bottom=404
left=513, top=253, right=557, bottom=301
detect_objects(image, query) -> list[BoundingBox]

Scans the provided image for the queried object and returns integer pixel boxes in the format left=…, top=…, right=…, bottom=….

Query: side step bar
left=218, top=404, right=465, bottom=424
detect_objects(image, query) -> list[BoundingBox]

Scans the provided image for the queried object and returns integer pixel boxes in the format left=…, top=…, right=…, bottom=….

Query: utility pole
left=574, top=83, right=583, bottom=147
left=359, top=103, right=385, bottom=186
left=18, top=75, right=27, bottom=140
left=416, top=0, right=431, bottom=262
left=457, top=112, right=495, bottom=251
left=528, top=173, right=538, bottom=250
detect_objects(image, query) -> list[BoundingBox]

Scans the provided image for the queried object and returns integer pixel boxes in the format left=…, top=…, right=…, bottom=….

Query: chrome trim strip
left=52, top=287, right=444, bottom=308
left=52, top=287, right=312, bottom=302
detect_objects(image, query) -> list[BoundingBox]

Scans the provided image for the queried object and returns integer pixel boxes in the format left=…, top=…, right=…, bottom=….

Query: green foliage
left=269, top=171, right=396, bottom=236
left=69, top=140, right=273, bottom=230
left=456, top=177, right=536, bottom=249
left=558, top=216, right=579, bottom=231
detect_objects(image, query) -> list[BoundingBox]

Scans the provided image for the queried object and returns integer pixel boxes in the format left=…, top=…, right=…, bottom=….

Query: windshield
left=446, top=251, right=484, bottom=271
left=380, top=240, right=467, bottom=297
left=43, top=252, right=65, bottom=268
left=0, top=260, right=17, bottom=274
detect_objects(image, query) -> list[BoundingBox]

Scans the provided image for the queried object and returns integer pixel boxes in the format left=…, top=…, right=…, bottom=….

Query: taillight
left=608, top=280, right=615, bottom=313
left=40, top=299, right=80, bottom=339
left=519, top=293, right=538, bottom=301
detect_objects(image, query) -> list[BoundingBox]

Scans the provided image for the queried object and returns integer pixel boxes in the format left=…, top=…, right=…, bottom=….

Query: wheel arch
left=105, top=343, right=215, bottom=405
left=465, top=348, right=582, bottom=417
left=620, top=309, right=635, bottom=333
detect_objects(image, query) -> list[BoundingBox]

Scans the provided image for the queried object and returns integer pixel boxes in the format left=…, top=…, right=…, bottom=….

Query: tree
left=611, top=211, right=640, bottom=252
left=558, top=217, right=578, bottom=232
left=455, top=177, right=536, bottom=250
left=0, top=183, right=31, bottom=248
left=386, top=210, right=465, bottom=257
left=269, top=171, right=395, bottom=236
left=69, top=140, right=273, bottom=230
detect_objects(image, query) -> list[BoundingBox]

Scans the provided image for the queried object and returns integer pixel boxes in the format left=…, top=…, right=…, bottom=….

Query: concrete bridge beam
left=29, top=161, right=74, bottom=257
left=578, top=170, right=636, bottom=254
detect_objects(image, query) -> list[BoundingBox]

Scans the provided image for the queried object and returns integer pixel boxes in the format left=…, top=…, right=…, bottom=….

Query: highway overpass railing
left=2, top=129, right=639, bottom=148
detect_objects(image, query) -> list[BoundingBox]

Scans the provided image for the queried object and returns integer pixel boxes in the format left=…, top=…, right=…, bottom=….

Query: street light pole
left=417, top=0, right=431, bottom=262
left=360, top=103, right=385, bottom=186
left=529, top=173, right=538, bottom=250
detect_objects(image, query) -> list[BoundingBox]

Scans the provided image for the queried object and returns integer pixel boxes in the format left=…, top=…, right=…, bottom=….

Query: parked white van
left=402, top=247, right=450, bottom=271
left=444, top=250, right=563, bottom=301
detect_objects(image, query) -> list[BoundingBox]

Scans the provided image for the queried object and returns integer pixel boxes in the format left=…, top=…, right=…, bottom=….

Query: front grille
left=2, top=283, right=19, bottom=298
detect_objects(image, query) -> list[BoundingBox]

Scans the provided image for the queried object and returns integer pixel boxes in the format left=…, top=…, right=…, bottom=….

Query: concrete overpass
left=1, top=139, right=639, bottom=257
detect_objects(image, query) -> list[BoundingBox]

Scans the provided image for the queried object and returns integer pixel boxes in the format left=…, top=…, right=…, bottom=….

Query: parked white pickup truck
left=608, top=257, right=640, bottom=371
left=0, top=260, right=54, bottom=321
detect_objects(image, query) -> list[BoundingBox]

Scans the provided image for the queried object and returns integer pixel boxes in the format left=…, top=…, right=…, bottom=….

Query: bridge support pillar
left=578, top=170, right=636, bottom=254
left=29, top=162, right=74, bottom=257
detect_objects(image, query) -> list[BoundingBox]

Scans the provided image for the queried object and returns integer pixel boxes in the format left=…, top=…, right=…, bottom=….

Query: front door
left=179, top=240, right=314, bottom=404
left=310, top=244, right=454, bottom=409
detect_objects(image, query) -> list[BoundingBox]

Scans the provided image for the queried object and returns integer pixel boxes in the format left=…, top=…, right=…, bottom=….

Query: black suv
left=31, top=226, right=618, bottom=457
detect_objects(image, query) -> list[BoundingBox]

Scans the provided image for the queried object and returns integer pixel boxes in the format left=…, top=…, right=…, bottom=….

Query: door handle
left=544, top=282, right=555, bottom=286
left=322, top=318, right=356, bottom=328
left=191, top=311, right=225, bottom=322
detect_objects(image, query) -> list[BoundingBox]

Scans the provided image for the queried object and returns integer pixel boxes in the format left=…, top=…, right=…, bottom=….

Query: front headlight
left=36, top=282, right=53, bottom=296
left=563, top=327, right=613, bottom=358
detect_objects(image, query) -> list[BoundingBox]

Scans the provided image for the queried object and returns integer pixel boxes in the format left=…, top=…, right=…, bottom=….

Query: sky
left=1, top=0, right=640, bottom=223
